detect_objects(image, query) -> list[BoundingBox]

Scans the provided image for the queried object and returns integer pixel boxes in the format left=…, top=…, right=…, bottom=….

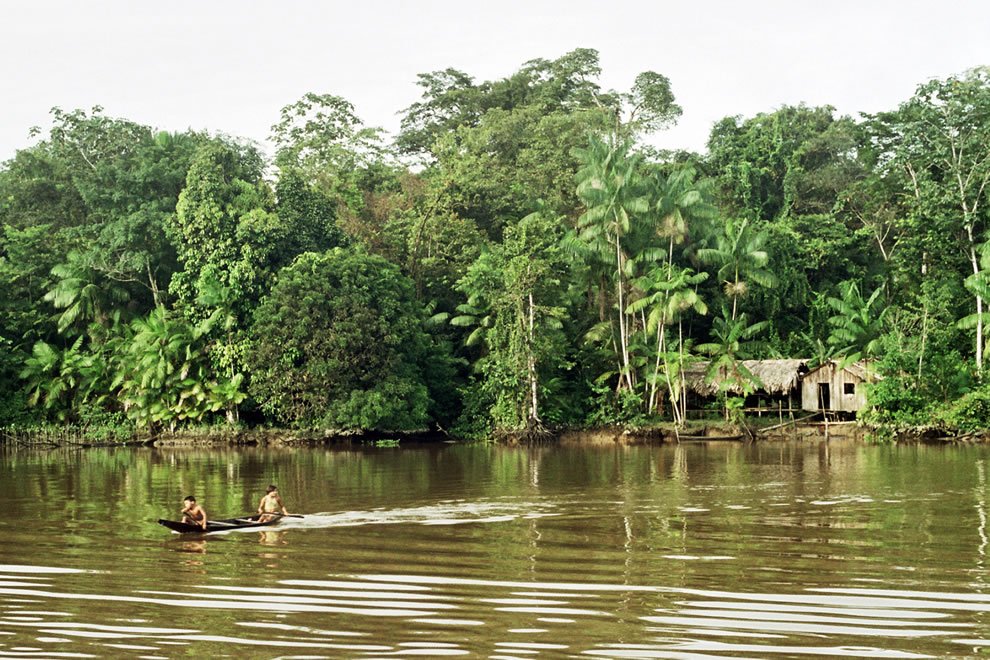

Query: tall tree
left=270, top=92, right=389, bottom=223
left=41, top=109, right=207, bottom=308
left=622, top=164, right=715, bottom=418
left=396, top=48, right=609, bottom=158
left=601, top=71, right=682, bottom=141
left=166, top=142, right=278, bottom=316
left=573, top=136, right=648, bottom=391
left=869, top=69, right=990, bottom=373
left=468, top=209, right=570, bottom=432
left=628, top=264, right=707, bottom=422
left=696, top=218, right=777, bottom=320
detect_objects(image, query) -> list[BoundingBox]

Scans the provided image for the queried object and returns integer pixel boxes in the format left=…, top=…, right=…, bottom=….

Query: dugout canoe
left=674, top=434, right=745, bottom=443
left=157, top=513, right=283, bottom=534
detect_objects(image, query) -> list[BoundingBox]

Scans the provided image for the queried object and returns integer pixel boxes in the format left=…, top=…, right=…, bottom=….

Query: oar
left=253, top=513, right=305, bottom=521
left=257, top=513, right=304, bottom=518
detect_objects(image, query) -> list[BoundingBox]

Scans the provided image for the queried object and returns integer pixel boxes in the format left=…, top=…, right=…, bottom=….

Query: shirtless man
left=181, top=496, right=208, bottom=530
left=257, top=485, right=289, bottom=522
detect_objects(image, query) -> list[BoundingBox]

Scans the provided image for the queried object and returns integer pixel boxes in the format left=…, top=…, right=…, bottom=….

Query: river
left=1, top=439, right=989, bottom=658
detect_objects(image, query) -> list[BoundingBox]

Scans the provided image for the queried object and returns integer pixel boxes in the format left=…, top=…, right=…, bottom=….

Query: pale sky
left=2, top=0, right=988, bottom=163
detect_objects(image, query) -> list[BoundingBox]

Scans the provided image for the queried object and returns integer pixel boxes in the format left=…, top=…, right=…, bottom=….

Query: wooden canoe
left=675, top=434, right=744, bottom=442
left=157, top=513, right=283, bottom=534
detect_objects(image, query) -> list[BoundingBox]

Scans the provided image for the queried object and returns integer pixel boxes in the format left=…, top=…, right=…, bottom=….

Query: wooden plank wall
left=800, top=363, right=867, bottom=412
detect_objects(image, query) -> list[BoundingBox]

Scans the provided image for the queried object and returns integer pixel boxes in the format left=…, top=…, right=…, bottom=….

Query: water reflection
left=171, top=540, right=206, bottom=554
left=4, top=442, right=990, bottom=657
left=257, top=530, right=287, bottom=546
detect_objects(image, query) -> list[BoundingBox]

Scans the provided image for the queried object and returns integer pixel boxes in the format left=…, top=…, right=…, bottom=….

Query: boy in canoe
left=257, top=485, right=289, bottom=521
left=181, top=496, right=208, bottom=530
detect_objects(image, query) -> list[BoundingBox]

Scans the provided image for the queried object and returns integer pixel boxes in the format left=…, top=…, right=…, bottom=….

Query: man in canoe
left=181, top=496, right=208, bottom=530
left=257, top=485, right=289, bottom=522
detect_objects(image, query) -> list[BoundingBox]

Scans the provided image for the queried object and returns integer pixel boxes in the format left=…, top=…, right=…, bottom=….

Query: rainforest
left=2, top=49, right=989, bottom=441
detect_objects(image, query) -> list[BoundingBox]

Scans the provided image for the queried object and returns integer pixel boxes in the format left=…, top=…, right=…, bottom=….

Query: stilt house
left=683, top=359, right=809, bottom=410
left=683, top=358, right=876, bottom=416
left=799, top=360, right=873, bottom=413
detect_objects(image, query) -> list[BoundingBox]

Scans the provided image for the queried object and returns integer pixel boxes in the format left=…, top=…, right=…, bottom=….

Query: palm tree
left=112, top=306, right=220, bottom=432
left=796, top=331, right=835, bottom=369
left=19, top=337, right=100, bottom=423
left=427, top=294, right=494, bottom=356
left=44, top=251, right=130, bottom=335
left=432, top=247, right=497, bottom=356
left=608, top=165, right=716, bottom=418
left=561, top=227, right=617, bottom=323
left=573, top=135, right=648, bottom=392
left=827, top=280, right=887, bottom=367
left=697, top=308, right=768, bottom=421
left=647, top=165, right=716, bottom=265
left=628, top=265, right=707, bottom=422
left=696, top=218, right=777, bottom=320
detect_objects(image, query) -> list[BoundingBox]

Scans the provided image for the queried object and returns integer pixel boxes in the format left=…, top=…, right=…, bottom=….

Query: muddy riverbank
left=2, top=419, right=981, bottom=448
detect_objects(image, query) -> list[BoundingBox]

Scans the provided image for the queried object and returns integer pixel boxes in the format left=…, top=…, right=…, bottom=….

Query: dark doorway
left=818, top=383, right=831, bottom=410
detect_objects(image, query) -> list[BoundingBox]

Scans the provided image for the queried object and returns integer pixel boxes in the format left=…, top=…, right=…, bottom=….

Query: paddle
left=254, top=513, right=304, bottom=520
left=259, top=512, right=304, bottom=517
left=217, top=514, right=299, bottom=525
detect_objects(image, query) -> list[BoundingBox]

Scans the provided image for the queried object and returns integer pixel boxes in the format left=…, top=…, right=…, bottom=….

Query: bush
left=935, top=383, right=990, bottom=433
left=861, top=373, right=931, bottom=429
left=583, top=383, right=651, bottom=428
left=246, top=249, right=438, bottom=430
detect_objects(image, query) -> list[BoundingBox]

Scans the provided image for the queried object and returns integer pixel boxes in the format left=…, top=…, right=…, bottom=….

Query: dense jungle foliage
left=2, top=50, right=990, bottom=438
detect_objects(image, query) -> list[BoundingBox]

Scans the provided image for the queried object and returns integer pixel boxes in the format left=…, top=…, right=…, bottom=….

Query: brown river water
left=2, top=439, right=990, bottom=658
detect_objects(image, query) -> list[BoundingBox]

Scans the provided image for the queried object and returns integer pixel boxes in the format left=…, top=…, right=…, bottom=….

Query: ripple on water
left=0, top=565, right=982, bottom=658
left=4, top=442, right=990, bottom=658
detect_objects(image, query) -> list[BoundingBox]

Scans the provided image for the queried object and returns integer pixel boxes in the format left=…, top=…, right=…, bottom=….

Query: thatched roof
left=683, top=359, right=808, bottom=396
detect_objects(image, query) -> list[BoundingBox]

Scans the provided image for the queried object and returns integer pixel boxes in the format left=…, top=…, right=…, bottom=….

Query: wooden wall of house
left=801, top=363, right=868, bottom=412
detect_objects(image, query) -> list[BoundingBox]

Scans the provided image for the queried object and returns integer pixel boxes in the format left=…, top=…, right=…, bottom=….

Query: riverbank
left=3, top=418, right=985, bottom=448
left=0, top=426, right=447, bottom=449
left=495, top=418, right=990, bottom=445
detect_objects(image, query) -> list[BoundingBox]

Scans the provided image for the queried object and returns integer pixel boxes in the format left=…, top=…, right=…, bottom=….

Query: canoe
left=157, top=513, right=283, bottom=534
left=675, top=434, right=744, bottom=442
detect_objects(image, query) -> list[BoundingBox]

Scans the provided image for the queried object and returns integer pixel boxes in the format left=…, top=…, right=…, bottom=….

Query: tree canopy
left=4, top=56, right=990, bottom=437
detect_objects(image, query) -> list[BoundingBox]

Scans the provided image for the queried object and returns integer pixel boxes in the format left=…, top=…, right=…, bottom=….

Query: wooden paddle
left=258, top=513, right=304, bottom=518
left=254, top=513, right=305, bottom=521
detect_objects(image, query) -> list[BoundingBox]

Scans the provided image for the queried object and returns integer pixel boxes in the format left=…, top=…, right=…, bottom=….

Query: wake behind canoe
left=157, top=513, right=283, bottom=534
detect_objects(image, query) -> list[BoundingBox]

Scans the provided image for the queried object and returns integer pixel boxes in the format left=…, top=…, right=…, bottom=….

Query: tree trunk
left=662, top=346, right=681, bottom=426
left=527, top=292, right=540, bottom=424
left=918, top=302, right=928, bottom=381
left=679, top=320, right=688, bottom=423
left=731, top=265, right=740, bottom=321
left=650, top=322, right=663, bottom=414
left=147, top=261, right=162, bottom=309
left=968, top=233, right=983, bottom=375
left=615, top=235, right=633, bottom=391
